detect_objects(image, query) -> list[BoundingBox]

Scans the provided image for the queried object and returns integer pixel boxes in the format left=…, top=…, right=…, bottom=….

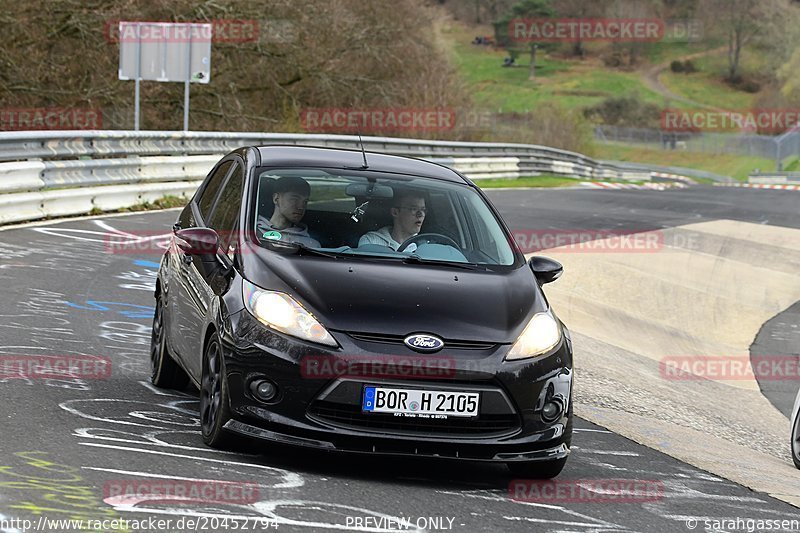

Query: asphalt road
left=0, top=185, right=798, bottom=533
left=488, top=185, right=800, bottom=418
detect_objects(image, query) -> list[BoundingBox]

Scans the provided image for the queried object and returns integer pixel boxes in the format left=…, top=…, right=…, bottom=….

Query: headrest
left=258, top=178, right=276, bottom=219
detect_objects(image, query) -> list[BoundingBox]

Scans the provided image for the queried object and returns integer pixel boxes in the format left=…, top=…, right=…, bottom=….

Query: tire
left=200, top=334, right=232, bottom=448
left=792, top=410, right=800, bottom=469
left=150, top=291, right=189, bottom=389
left=507, top=401, right=573, bottom=479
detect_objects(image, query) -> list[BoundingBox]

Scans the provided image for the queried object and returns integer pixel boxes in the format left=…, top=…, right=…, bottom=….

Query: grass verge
left=88, top=195, right=188, bottom=216
left=593, top=144, right=773, bottom=181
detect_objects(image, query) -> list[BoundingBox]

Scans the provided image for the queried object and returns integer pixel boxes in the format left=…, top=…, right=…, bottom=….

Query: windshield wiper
left=402, top=255, right=485, bottom=270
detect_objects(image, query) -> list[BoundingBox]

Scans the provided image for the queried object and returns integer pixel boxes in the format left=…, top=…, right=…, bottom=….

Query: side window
left=428, top=192, right=464, bottom=245
left=209, top=163, right=244, bottom=253
left=198, top=161, right=233, bottom=221
left=460, top=193, right=514, bottom=265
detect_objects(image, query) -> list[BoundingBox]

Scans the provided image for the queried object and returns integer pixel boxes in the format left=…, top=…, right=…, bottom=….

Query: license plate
left=362, top=386, right=480, bottom=418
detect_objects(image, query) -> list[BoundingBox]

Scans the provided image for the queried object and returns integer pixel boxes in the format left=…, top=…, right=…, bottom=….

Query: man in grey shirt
left=359, top=190, right=426, bottom=251
left=257, top=176, right=321, bottom=248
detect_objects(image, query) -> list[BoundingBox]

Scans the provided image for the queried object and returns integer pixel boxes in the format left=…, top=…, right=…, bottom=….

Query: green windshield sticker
left=262, top=230, right=282, bottom=240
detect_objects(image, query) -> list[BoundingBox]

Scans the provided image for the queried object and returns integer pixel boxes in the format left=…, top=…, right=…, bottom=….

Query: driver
left=257, top=176, right=321, bottom=248
left=358, top=190, right=426, bottom=251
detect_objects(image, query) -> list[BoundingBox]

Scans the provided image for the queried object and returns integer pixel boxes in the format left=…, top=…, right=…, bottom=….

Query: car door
left=180, top=160, right=244, bottom=378
left=170, top=159, right=234, bottom=368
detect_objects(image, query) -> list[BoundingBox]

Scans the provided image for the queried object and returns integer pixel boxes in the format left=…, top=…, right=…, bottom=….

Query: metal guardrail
left=0, top=130, right=731, bottom=181
left=600, top=161, right=731, bottom=183
left=0, top=130, right=733, bottom=226
left=0, top=130, right=598, bottom=162
left=748, top=172, right=800, bottom=185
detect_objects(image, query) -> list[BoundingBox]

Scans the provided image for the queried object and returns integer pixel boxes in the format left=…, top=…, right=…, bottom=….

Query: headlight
left=242, top=280, right=337, bottom=347
left=505, top=310, right=562, bottom=361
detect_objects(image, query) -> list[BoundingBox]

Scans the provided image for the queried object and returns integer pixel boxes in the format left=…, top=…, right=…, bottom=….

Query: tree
left=604, top=0, right=662, bottom=67
left=701, top=0, right=762, bottom=81
left=0, top=0, right=470, bottom=134
left=778, top=48, right=800, bottom=103
left=750, top=0, right=800, bottom=71
left=494, top=0, right=555, bottom=81
left=553, top=0, right=607, bottom=58
left=440, top=0, right=515, bottom=25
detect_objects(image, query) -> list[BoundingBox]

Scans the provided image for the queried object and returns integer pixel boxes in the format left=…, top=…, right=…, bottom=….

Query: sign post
left=118, top=22, right=212, bottom=131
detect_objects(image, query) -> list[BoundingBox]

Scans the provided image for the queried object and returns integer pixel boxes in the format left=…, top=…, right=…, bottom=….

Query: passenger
left=359, top=190, right=426, bottom=251
left=257, top=176, right=321, bottom=248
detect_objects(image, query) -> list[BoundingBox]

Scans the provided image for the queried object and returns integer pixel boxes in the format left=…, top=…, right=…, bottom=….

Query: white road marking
left=570, top=447, right=640, bottom=456
left=436, top=489, right=624, bottom=529
left=0, top=207, right=182, bottom=232
left=78, top=442, right=304, bottom=489
left=0, top=513, right=22, bottom=533
left=61, top=399, right=176, bottom=428
left=503, top=515, right=629, bottom=529
left=83, top=467, right=253, bottom=484
left=138, top=380, right=194, bottom=397
left=102, top=497, right=424, bottom=532
left=74, top=428, right=244, bottom=456
left=29, top=220, right=169, bottom=245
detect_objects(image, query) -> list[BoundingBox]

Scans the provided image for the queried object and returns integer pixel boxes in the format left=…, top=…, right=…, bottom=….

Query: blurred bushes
left=582, top=96, right=661, bottom=129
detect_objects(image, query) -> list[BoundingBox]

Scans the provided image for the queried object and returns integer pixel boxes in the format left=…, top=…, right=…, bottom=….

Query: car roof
left=253, top=145, right=468, bottom=184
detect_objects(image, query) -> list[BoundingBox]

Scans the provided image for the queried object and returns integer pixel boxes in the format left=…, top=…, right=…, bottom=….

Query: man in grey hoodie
left=257, top=176, right=321, bottom=248
left=358, top=190, right=426, bottom=251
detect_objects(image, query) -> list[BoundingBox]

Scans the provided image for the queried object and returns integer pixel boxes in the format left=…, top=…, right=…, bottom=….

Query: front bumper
left=224, top=417, right=570, bottom=462
left=220, top=310, right=573, bottom=463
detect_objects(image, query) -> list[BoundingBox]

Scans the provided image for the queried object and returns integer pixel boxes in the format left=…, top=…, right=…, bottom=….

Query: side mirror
left=175, top=228, right=220, bottom=256
left=528, top=256, right=563, bottom=285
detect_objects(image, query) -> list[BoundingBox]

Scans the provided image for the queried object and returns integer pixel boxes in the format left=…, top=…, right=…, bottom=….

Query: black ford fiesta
left=151, top=145, right=574, bottom=478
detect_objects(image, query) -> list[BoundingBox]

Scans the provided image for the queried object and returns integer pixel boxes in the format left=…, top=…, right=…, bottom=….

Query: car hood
left=240, top=244, right=545, bottom=343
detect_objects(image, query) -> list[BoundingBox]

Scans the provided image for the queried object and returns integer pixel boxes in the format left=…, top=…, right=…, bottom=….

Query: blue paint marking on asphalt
left=65, top=300, right=154, bottom=319
left=133, top=260, right=161, bottom=269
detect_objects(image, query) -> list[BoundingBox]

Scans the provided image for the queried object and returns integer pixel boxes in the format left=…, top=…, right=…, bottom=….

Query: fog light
left=541, top=400, right=562, bottom=422
left=250, top=379, right=277, bottom=402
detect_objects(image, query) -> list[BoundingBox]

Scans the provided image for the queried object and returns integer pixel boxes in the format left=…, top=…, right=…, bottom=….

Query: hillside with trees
left=3, top=0, right=800, bottom=158
left=0, top=0, right=468, bottom=133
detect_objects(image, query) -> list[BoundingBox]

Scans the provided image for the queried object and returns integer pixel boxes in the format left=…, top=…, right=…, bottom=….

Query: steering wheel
left=397, top=233, right=460, bottom=252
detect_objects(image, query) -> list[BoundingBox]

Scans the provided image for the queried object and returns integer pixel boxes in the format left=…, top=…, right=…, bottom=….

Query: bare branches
left=0, top=0, right=468, bottom=132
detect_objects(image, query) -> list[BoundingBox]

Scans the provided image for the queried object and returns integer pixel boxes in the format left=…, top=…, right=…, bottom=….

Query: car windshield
left=249, top=167, right=518, bottom=267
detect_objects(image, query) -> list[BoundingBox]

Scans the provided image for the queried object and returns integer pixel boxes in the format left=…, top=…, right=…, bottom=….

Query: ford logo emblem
left=404, top=333, right=444, bottom=353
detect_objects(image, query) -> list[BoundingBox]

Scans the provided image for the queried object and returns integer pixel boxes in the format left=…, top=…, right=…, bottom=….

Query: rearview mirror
left=528, top=256, right=563, bottom=285
left=175, top=228, right=220, bottom=256
left=345, top=183, right=394, bottom=199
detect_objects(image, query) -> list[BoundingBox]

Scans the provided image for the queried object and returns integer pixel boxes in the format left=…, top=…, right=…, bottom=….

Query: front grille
left=348, top=332, right=498, bottom=351
left=308, top=400, right=521, bottom=437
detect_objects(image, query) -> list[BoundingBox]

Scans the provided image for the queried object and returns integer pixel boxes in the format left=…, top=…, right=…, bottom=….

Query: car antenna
left=358, top=132, right=369, bottom=169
